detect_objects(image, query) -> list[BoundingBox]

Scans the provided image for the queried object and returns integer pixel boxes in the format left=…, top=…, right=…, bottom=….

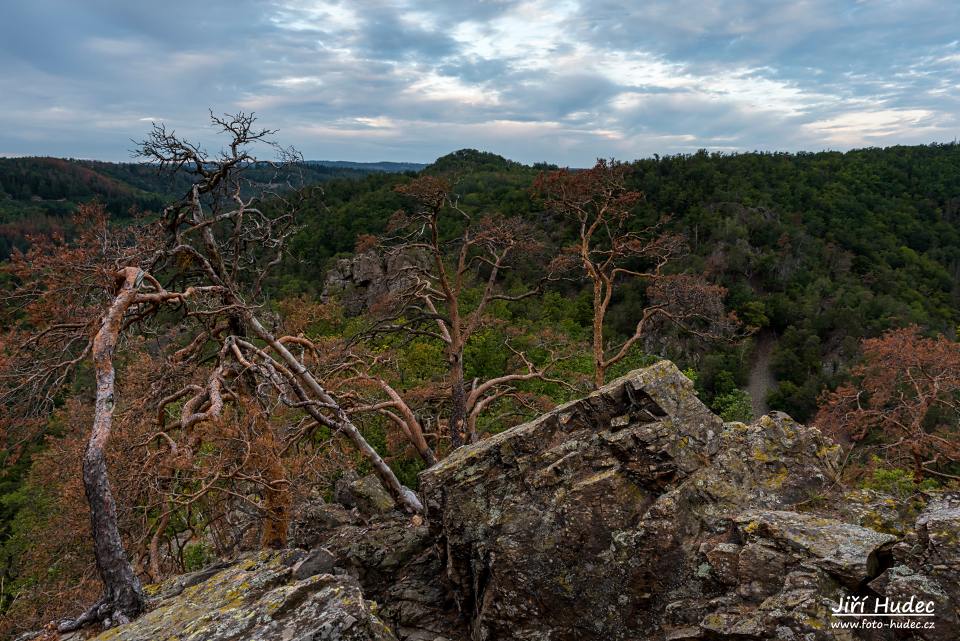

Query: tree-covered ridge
left=634, top=145, right=960, bottom=420
left=0, top=158, right=167, bottom=259
left=284, top=143, right=960, bottom=422
left=0, top=156, right=418, bottom=206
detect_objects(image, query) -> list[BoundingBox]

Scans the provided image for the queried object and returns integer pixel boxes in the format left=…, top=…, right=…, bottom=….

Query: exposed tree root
left=57, top=590, right=141, bottom=633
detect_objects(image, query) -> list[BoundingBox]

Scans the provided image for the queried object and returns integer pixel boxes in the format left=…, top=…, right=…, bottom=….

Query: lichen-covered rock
left=288, top=505, right=464, bottom=641
left=734, top=510, right=898, bottom=587
left=835, top=488, right=911, bottom=536
left=417, top=361, right=960, bottom=640
left=870, top=565, right=959, bottom=641
left=292, top=547, right=338, bottom=580
left=90, top=551, right=396, bottom=641
left=289, top=499, right=362, bottom=549
left=338, top=473, right=398, bottom=516
left=682, top=412, right=842, bottom=521
left=703, top=542, right=741, bottom=585
left=912, top=495, right=960, bottom=624
left=419, top=361, right=724, bottom=640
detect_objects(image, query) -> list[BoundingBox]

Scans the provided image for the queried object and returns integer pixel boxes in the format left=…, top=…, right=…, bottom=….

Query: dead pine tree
left=137, top=112, right=422, bottom=515
left=534, top=159, right=738, bottom=387
left=1, top=212, right=226, bottom=629
left=815, top=326, right=960, bottom=483
left=359, top=175, right=563, bottom=448
left=332, top=338, right=565, bottom=461
left=0, top=112, right=421, bottom=632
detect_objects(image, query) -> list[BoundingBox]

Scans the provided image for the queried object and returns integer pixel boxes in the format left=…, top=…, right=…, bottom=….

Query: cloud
left=0, top=0, right=958, bottom=163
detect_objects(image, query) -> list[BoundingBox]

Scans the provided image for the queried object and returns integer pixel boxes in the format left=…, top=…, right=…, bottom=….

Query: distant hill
left=305, top=160, right=426, bottom=172
left=0, top=156, right=166, bottom=209
left=0, top=156, right=422, bottom=258
left=424, top=149, right=523, bottom=175
left=0, top=157, right=172, bottom=258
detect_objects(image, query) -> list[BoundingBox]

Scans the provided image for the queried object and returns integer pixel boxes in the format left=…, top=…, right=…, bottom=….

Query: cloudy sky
left=1, top=1, right=959, bottom=165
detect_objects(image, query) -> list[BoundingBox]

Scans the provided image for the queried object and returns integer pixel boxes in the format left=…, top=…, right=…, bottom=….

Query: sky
left=1, top=0, right=959, bottom=166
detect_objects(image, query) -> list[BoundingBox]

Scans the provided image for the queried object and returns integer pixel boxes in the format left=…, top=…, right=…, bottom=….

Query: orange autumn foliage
left=815, top=326, right=960, bottom=482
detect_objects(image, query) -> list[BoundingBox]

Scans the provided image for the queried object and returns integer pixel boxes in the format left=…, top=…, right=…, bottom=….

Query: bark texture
left=61, top=267, right=146, bottom=631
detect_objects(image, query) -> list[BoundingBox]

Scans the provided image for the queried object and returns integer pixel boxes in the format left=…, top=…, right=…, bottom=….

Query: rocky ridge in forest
left=26, top=361, right=960, bottom=641
left=321, top=249, right=427, bottom=315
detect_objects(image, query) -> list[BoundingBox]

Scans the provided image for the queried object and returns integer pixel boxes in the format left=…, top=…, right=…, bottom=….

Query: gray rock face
left=285, top=491, right=463, bottom=640
left=321, top=250, right=426, bottom=315
left=418, top=361, right=726, bottom=640
left=915, top=498, right=960, bottom=602
left=870, top=566, right=960, bottom=641
left=336, top=471, right=398, bottom=516
left=418, top=361, right=960, bottom=640
left=733, top=510, right=898, bottom=587
left=292, top=547, right=338, bottom=580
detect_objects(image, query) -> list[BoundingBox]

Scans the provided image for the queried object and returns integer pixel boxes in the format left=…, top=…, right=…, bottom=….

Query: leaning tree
left=0, top=113, right=420, bottom=631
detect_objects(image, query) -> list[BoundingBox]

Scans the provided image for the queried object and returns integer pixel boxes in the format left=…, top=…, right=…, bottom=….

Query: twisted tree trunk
left=60, top=267, right=145, bottom=631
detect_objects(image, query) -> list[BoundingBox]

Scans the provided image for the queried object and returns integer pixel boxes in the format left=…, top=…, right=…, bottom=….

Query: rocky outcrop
left=416, top=361, right=960, bottom=640
left=29, top=361, right=960, bottom=641
left=85, top=550, right=396, bottom=641
left=291, top=507, right=461, bottom=641
left=321, top=250, right=426, bottom=315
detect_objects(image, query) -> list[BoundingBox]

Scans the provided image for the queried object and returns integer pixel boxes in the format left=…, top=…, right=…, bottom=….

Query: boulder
left=733, top=510, right=898, bottom=587
left=337, top=472, right=398, bottom=516
left=292, top=547, right=337, bottom=580
left=288, top=498, right=361, bottom=549
left=418, top=361, right=725, bottom=640
left=911, top=495, right=960, bottom=625
left=870, top=565, right=959, bottom=641
left=289, top=504, right=464, bottom=641
left=89, top=550, right=396, bottom=641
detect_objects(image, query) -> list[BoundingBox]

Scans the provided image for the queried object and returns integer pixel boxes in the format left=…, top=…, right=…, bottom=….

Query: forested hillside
left=283, top=144, right=960, bottom=421
left=2, top=137, right=959, bottom=635
left=0, top=157, right=417, bottom=259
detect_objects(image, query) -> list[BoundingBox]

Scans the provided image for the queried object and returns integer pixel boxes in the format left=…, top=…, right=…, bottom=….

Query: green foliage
left=182, top=541, right=216, bottom=572
left=423, top=149, right=523, bottom=175
left=0, top=480, right=54, bottom=615
left=351, top=418, right=424, bottom=488
left=861, top=460, right=940, bottom=497
left=628, top=144, right=960, bottom=419
left=702, top=370, right=754, bottom=423
left=738, top=301, right=769, bottom=328
left=606, top=351, right=659, bottom=380
left=713, top=388, right=754, bottom=423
